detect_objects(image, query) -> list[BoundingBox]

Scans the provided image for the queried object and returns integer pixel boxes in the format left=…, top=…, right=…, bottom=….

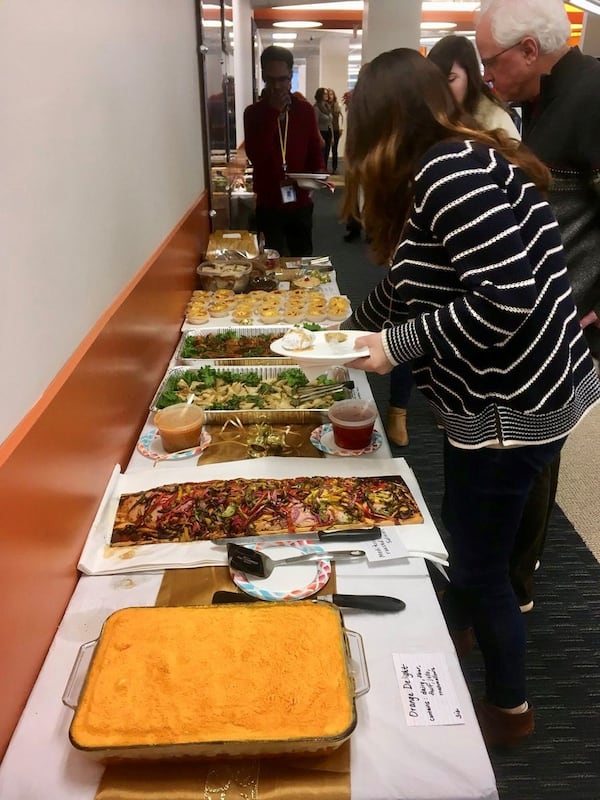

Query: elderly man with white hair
left=476, top=0, right=600, bottom=636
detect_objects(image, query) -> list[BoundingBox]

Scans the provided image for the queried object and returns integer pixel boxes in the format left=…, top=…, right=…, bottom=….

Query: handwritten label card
left=364, top=529, right=409, bottom=562
left=393, top=653, right=465, bottom=726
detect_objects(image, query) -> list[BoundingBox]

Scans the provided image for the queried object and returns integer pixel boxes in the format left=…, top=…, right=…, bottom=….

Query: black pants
left=255, top=205, right=314, bottom=257
left=441, top=436, right=565, bottom=707
left=320, top=129, right=332, bottom=172
left=331, top=129, right=342, bottom=172
left=509, top=454, right=560, bottom=604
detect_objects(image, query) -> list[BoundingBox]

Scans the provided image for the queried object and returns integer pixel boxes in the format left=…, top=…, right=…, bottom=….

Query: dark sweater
left=349, top=140, right=600, bottom=448
left=243, top=95, right=325, bottom=210
left=522, top=47, right=600, bottom=352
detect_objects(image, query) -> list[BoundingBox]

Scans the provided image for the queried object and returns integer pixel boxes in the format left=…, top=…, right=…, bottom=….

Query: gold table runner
left=96, top=569, right=350, bottom=800
left=199, top=422, right=324, bottom=465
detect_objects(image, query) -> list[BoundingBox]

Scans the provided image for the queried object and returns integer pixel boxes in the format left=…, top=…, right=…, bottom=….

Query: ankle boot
left=475, top=699, right=535, bottom=747
left=387, top=407, right=409, bottom=446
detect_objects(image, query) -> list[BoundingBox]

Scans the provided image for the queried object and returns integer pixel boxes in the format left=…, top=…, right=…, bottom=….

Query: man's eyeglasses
left=480, top=41, right=522, bottom=69
left=263, top=73, right=292, bottom=85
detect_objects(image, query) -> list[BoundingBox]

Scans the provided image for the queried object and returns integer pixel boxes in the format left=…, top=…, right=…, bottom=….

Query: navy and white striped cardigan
left=348, top=140, right=600, bottom=448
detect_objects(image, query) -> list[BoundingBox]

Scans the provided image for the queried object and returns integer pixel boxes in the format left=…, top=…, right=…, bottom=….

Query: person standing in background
left=476, top=0, right=600, bottom=613
left=328, top=89, right=344, bottom=174
left=314, top=88, right=333, bottom=171
left=243, top=46, right=325, bottom=256
left=428, top=34, right=520, bottom=138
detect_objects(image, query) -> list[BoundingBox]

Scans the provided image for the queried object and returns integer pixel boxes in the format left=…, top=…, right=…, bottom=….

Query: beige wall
left=0, top=0, right=205, bottom=444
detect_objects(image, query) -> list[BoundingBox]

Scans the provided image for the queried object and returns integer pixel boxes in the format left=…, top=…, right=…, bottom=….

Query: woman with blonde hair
left=342, top=48, right=600, bottom=747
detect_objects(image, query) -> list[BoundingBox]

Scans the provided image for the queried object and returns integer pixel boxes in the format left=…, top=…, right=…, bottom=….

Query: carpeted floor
left=311, top=184, right=600, bottom=800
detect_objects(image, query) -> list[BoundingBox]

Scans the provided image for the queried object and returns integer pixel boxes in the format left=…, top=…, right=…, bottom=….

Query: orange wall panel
left=0, top=193, right=210, bottom=760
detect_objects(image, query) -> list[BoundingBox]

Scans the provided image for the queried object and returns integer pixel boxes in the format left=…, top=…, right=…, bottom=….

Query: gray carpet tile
left=312, top=184, right=600, bottom=800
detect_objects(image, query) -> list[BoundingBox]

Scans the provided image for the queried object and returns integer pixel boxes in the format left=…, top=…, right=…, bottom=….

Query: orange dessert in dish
left=327, top=296, right=351, bottom=321
left=69, top=603, right=356, bottom=760
left=259, top=307, right=281, bottom=324
left=208, top=303, right=229, bottom=318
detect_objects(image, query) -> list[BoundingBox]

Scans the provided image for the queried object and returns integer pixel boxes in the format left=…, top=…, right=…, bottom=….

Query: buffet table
left=0, top=554, right=498, bottom=800
left=0, top=253, right=499, bottom=800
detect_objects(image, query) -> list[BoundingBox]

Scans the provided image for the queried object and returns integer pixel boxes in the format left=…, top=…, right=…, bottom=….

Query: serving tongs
left=294, top=380, right=354, bottom=403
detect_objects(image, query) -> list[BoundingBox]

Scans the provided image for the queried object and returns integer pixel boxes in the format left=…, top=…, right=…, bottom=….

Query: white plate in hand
left=287, top=173, right=330, bottom=181
left=270, top=330, right=370, bottom=364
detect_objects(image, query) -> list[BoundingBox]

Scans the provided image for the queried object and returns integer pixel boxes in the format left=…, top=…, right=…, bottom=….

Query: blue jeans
left=441, top=436, right=565, bottom=707
left=389, top=362, right=413, bottom=407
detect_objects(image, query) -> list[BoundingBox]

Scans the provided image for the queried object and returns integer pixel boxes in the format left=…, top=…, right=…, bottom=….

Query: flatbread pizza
left=111, top=475, right=423, bottom=546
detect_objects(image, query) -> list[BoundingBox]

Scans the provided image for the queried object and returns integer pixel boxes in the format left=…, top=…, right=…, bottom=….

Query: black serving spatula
left=212, top=590, right=406, bottom=613
left=227, top=542, right=365, bottom=579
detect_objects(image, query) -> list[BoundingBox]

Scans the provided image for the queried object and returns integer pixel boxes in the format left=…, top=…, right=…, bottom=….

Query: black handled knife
left=212, top=526, right=382, bottom=546
left=212, top=590, right=405, bottom=613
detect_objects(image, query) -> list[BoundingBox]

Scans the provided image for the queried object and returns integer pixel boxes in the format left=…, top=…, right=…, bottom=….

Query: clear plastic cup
left=153, top=403, right=205, bottom=453
left=327, top=399, right=378, bottom=450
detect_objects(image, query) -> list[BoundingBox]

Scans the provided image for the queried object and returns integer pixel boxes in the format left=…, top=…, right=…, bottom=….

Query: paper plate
left=270, top=330, right=369, bottom=364
left=230, top=541, right=332, bottom=601
left=310, top=423, right=383, bottom=456
left=287, top=172, right=330, bottom=181
left=136, top=428, right=212, bottom=461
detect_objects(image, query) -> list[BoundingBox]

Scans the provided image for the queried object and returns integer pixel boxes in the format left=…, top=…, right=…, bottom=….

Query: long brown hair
left=342, top=48, right=549, bottom=264
left=427, top=35, right=505, bottom=117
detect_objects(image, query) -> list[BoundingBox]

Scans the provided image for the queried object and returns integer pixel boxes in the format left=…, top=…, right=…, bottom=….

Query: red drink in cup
left=328, top=399, right=377, bottom=450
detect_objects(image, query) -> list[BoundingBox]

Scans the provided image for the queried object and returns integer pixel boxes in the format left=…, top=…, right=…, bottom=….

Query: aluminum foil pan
left=174, top=326, right=292, bottom=366
left=149, top=364, right=355, bottom=425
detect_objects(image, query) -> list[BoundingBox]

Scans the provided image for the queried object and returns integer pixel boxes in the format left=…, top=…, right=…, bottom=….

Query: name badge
left=280, top=182, right=297, bottom=204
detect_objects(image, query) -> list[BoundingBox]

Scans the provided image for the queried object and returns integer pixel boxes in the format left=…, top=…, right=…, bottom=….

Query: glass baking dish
left=62, top=602, right=369, bottom=762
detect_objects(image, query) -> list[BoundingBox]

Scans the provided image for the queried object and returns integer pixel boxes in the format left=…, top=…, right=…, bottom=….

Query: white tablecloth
left=0, top=556, right=498, bottom=800
left=0, top=269, right=498, bottom=799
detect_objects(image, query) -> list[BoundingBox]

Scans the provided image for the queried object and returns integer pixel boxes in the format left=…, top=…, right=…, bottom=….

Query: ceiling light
left=276, top=42, right=295, bottom=48
left=274, top=2, right=362, bottom=9
left=348, top=54, right=362, bottom=61
left=273, top=20, right=324, bottom=29
left=422, top=1, right=479, bottom=10
left=568, top=0, right=600, bottom=12
left=420, top=21, right=457, bottom=30
left=273, top=32, right=298, bottom=39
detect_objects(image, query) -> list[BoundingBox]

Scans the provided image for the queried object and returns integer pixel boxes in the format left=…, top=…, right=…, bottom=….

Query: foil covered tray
left=149, top=364, right=355, bottom=424
left=174, top=326, right=293, bottom=366
left=63, top=603, right=369, bottom=762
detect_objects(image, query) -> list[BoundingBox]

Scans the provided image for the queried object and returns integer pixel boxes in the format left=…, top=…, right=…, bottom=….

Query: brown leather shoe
left=387, top=406, right=409, bottom=446
left=475, top=699, right=535, bottom=747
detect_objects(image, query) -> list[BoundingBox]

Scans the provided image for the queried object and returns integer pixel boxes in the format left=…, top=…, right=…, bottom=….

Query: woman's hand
left=346, top=332, right=395, bottom=374
left=580, top=309, right=600, bottom=329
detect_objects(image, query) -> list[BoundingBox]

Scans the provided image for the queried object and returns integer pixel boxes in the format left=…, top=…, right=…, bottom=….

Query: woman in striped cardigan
left=342, top=48, right=600, bottom=747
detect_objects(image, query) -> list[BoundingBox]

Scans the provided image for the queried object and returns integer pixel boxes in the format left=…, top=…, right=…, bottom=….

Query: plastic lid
left=154, top=403, right=204, bottom=432
left=328, top=399, right=377, bottom=427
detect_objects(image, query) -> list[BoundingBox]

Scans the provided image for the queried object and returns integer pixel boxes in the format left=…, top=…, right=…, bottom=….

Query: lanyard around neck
left=277, top=110, right=289, bottom=173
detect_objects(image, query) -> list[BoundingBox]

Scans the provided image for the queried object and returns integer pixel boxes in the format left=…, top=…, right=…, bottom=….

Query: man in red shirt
left=244, top=46, right=325, bottom=256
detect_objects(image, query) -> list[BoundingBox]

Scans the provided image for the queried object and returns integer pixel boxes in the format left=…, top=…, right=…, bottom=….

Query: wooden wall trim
left=0, top=192, right=210, bottom=760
